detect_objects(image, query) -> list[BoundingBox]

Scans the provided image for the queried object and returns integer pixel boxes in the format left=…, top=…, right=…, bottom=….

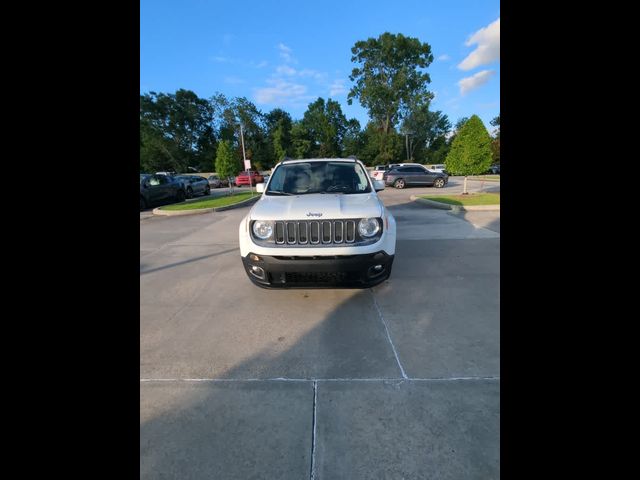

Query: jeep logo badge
left=306, top=212, right=323, bottom=217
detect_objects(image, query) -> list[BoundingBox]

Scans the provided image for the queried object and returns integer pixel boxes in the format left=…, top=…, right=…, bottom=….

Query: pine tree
left=215, top=140, right=238, bottom=194
left=445, top=115, right=493, bottom=194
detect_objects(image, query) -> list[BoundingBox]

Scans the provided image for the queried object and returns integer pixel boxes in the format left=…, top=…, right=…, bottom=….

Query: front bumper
left=242, top=251, right=394, bottom=289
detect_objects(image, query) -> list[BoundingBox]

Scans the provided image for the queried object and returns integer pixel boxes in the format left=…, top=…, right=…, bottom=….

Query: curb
left=213, top=195, right=260, bottom=211
left=153, top=194, right=260, bottom=216
left=410, top=195, right=500, bottom=212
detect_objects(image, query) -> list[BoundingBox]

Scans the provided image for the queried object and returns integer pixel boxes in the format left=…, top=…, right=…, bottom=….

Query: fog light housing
left=249, top=265, right=265, bottom=280
left=249, top=254, right=261, bottom=261
left=368, top=264, right=385, bottom=278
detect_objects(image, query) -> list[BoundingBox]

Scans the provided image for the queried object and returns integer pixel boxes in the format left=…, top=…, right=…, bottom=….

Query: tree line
left=140, top=33, right=500, bottom=175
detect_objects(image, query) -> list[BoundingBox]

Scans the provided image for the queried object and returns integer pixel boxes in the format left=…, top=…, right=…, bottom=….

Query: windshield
left=266, top=161, right=372, bottom=195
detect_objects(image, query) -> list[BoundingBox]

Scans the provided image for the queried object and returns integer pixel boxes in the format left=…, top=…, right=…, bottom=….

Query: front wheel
left=186, top=187, right=193, bottom=198
left=393, top=179, right=406, bottom=189
left=140, top=196, right=147, bottom=211
left=176, top=190, right=186, bottom=202
left=433, top=178, right=445, bottom=188
left=204, top=186, right=211, bottom=196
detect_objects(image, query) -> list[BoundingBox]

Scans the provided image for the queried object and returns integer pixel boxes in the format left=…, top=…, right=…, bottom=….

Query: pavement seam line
left=139, top=376, right=500, bottom=382
left=369, top=288, right=408, bottom=379
left=310, top=380, right=318, bottom=480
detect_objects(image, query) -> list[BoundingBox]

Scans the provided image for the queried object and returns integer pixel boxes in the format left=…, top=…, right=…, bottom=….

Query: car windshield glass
left=266, top=161, right=372, bottom=195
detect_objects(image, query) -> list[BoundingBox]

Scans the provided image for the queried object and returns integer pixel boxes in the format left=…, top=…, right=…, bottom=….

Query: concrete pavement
left=140, top=185, right=500, bottom=479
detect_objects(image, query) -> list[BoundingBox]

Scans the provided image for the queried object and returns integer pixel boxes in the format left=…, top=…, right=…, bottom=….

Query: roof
left=279, top=157, right=360, bottom=166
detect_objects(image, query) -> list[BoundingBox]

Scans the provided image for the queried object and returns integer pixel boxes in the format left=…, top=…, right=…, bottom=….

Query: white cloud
left=458, top=18, right=500, bottom=71
left=255, top=61, right=268, bottom=68
left=298, top=69, right=327, bottom=82
left=276, top=65, right=297, bottom=76
left=212, top=56, right=229, bottom=63
left=329, top=79, right=347, bottom=97
left=437, top=54, right=450, bottom=61
left=278, top=43, right=295, bottom=63
left=458, top=70, right=495, bottom=95
left=254, top=78, right=313, bottom=105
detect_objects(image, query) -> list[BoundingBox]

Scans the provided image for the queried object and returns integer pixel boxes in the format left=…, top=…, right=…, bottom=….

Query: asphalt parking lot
left=140, top=179, right=500, bottom=479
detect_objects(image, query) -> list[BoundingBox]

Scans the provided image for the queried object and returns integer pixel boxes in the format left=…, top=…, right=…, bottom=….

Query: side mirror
left=373, top=180, right=385, bottom=191
left=256, top=183, right=265, bottom=193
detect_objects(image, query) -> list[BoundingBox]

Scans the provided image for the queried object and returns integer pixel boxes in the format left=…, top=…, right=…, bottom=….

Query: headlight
left=358, top=218, right=380, bottom=237
left=252, top=220, right=274, bottom=240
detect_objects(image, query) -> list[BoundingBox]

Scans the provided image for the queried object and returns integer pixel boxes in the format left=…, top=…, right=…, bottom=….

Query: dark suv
left=140, top=174, right=186, bottom=210
left=383, top=165, right=448, bottom=189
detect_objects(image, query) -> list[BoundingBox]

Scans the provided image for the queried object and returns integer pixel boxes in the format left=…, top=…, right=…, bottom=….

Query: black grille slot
left=275, top=222, right=285, bottom=244
left=286, top=222, right=297, bottom=244
left=310, top=221, right=320, bottom=244
left=334, top=221, right=343, bottom=243
left=345, top=221, right=355, bottom=243
left=298, top=222, right=308, bottom=244
left=321, top=221, right=332, bottom=243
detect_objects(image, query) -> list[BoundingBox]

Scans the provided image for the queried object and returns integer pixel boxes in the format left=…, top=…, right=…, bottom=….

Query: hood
left=250, top=193, right=383, bottom=221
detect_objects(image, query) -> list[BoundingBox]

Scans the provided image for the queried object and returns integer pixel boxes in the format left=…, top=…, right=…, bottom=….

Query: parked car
left=488, top=164, right=500, bottom=174
left=239, top=158, right=395, bottom=288
left=235, top=170, right=264, bottom=186
left=383, top=165, right=448, bottom=189
left=174, top=175, right=210, bottom=198
left=370, top=165, right=389, bottom=181
left=140, top=174, right=186, bottom=210
left=207, top=175, right=223, bottom=188
left=425, top=164, right=448, bottom=175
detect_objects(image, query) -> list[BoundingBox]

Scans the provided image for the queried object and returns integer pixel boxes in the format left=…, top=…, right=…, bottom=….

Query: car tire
left=186, top=187, right=193, bottom=198
left=393, top=179, right=405, bottom=189
left=204, top=186, right=210, bottom=195
left=140, top=196, right=147, bottom=211
left=434, top=178, right=445, bottom=188
left=176, top=190, right=186, bottom=202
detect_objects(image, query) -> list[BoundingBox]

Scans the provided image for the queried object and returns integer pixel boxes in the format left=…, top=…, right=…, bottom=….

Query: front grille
left=284, top=271, right=350, bottom=283
left=275, top=220, right=357, bottom=245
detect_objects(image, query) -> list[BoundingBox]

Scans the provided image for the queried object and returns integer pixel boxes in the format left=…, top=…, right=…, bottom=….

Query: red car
left=235, top=170, right=264, bottom=186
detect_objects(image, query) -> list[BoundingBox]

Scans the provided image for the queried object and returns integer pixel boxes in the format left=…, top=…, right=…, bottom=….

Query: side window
left=157, top=175, right=169, bottom=185
left=149, top=176, right=161, bottom=186
left=354, top=165, right=370, bottom=192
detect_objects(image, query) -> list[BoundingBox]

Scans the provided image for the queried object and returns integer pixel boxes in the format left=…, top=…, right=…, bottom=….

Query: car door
left=145, top=175, right=165, bottom=203
left=418, top=167, right=438, bottom=185
left=157, top=175, right=174, bottom=201
left=405, top=166, right=425, bottom=185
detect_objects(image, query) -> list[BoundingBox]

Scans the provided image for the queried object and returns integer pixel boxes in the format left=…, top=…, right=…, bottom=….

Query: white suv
left=239, top=158, right=396, bottom=288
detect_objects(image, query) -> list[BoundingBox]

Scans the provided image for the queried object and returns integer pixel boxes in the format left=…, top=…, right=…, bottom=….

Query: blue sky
left=141, top=0, right=500, bottom=131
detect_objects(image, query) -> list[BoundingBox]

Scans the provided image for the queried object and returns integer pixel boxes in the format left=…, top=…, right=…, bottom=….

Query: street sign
left=244, top=160, right=251, bottom=170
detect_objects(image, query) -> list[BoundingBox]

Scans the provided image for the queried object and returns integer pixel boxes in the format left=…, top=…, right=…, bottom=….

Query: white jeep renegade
left=239, top=158, right=396, bottom=288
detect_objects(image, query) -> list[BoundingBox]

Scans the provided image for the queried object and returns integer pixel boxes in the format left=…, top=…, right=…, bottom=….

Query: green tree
left=455, top=117, right=470, bottom=131
left=290, top=121, right=312, bottom=159
left=348, top=32, right=434, bottom=160
left=215, top=140, right=238, bottom=194
left=358, top=122, right=404, bottom=166
left=265, top=108, right=293, bottom=162
left=140, top=89, right=216, bottom=173
left=490, top=114, right=500, bottom=164
left=445, top=115, right=493, bottom=193
left=300, top=98, right=349, bottom=158
left=342, top=119, right=364, bottom=159
left=400, top=101, right=450, bottom=162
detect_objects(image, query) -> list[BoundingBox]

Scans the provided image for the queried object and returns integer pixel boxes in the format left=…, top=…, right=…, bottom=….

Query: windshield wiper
left=266, top=190, right=294, bottom=196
